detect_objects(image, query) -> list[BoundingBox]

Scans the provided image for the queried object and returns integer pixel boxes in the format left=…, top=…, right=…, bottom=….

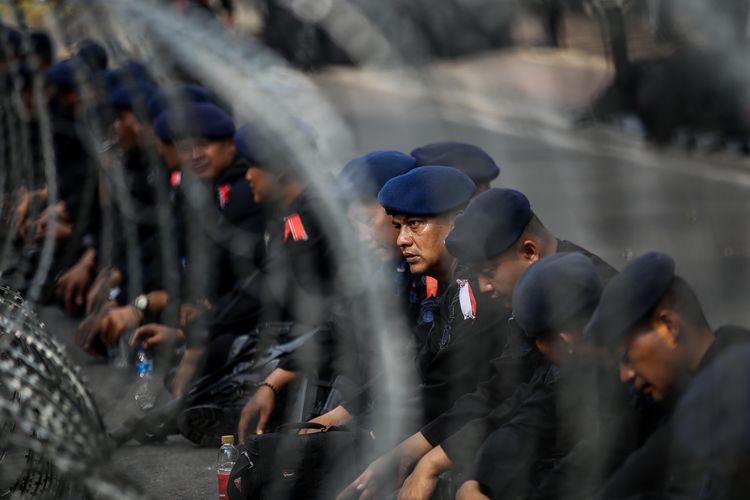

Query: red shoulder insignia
left=284, top=213, right=309, bottom=242
left=456, top=279, right=477, bottom=319
left=170, top=171, right=182, bottom=188
left=218, top=183, right=230, bottom=209
left=425, top=276, right=439, bottom=299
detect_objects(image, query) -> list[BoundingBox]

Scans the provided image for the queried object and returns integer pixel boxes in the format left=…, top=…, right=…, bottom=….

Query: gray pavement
left=37, top=46, right=750, bottom=499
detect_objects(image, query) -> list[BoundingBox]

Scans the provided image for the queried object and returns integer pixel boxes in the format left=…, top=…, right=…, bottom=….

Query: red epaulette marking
left=426, top=276, right=439, bottom=299
left=170, top=171, right=182, bottom=188
left=284, top=213, right=309, bottom=242
left=218, top=183, right=230, bottom=209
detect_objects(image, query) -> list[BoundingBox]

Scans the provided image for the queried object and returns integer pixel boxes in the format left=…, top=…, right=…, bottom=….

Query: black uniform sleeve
left=469, top=379, right=559, bottom=498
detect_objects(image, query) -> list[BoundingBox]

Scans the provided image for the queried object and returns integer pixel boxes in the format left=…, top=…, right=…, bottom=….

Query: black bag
left=227, top=422, right=375, bottom=500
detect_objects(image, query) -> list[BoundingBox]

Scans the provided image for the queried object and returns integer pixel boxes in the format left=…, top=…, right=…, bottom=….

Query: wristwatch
left=133, top=293, right=149, bottom=313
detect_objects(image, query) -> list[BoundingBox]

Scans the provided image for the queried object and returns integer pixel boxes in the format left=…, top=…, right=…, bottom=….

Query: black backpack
left=227, top=422, right=375, bottom=500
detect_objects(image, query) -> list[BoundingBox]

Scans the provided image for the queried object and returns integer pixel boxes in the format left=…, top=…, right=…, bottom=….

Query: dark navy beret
left=77, top=39, right=108, bottom=71
left=445, top=188, right=532, bottom=263
left=147, top=84, right=210, bottom=121
left=584, top=251, right=675, bottom=347
left=157, top=102, right=235, bottom=141
left=115, top=59, right=155, bottom=84
left=47, top=59, right=78, bottom=90
left=378, top=165, right=476, bottom=216
left=29, top=31, right=54, bottom=62
left=673, top=344, right=750, bottom=461
left=513, top=253, right=603, bottom=338
left=234, top=124, right=262, bottom=164
left=411, top=141, right=500, bottom=184
left=109, top=80, right=156, bottom=110
left=337, top=150, right=417, bottom=201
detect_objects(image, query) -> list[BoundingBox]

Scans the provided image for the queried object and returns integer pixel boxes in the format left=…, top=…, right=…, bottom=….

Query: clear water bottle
left=217, top=435, right=239, bottom=500
left=134, top=345, right=156, bottom=410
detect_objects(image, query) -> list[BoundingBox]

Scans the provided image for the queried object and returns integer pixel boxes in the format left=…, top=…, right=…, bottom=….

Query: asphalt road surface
left=40, top=67, right=750, bottom=499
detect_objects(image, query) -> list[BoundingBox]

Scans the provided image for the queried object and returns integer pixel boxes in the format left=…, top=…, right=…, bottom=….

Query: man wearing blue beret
left=339, top=168, right=511, bottom=500
left=347, top=188, right=617, bottom=500
left=579, top=251, right=750, bottom=500
left=411, top=141, right=500, bottom=193
left=454, top=253, right=621, bottom=500
left=298, top=150, right=419, bottom=431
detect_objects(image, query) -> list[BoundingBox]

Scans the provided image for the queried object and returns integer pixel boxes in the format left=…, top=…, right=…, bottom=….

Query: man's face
left=347, top=200, right=398, bottom=262
left=175, top=137, right=235, bottom=180
left=392, top=213, right=454, bottom=276
left=245, top=166, right=278, bottom=204
left=113, top=109, right=142, bottom=150
left=473, top=247, right=535, bottom=302
left=618, top=319, right=683, bottom=402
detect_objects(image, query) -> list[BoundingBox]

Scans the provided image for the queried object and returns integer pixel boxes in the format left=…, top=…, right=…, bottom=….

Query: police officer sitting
left=340, top=188, right=616, bottom=500
left=583, top=251, right=750, bottom=500
left=454, top=253, right=604, bottom=499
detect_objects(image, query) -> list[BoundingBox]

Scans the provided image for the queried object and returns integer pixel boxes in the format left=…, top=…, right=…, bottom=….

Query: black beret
left=584, top=251, right=675, bottom=347
left=445, top=188, right=532, bottom=263
left=411, top=141, right=500, bottom=183
left=77, top=39, right=108, bottom=71
left=235, top=124, right=262, bottom=164
left=378, top=165, right=476, bottom=216
left=337, top=150, right=417, bottom=202
left=156, top=102, right=235, bottom=141
left=147, top=84, right=210, bottom=121
left=673, top=344, right=750, bottom=461
left=109, top=80, right=156, bottom=110
left=512, top=253, right=603, bottom=338
left=47, top=58, right=79, bottom=90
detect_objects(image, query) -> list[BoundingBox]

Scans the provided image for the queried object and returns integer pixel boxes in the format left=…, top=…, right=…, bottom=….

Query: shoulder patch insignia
left=218, top=183, right=231, bottom=209
left=456, top=279, right=477, bottom=320
left=170, top=171, right=182, bottom=188
left=425, top=276, right=439, bottom=299
left=284, top=213, right=309, bottom=242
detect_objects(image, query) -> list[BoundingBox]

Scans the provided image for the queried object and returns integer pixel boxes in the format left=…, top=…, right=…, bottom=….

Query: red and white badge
left=284, top=213, right=309, bottom=242
left=456, top=279, right=477, bottom=320
left=218, top=183, right=230, bottom=209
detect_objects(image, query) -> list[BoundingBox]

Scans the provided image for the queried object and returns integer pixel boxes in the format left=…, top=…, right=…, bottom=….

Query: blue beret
left=584, top=251, right=675, bottom=347
left=77, top=39, right=108, bottom=71
left=445, top=188, right=532, bottom=263
left=337, top=150, right=417, bottom=201
left=513, top=253, right=603, bottom=338
left=158, top=102, right=235, bottom=141
left=378, top=165, right=476, bottom=216
left=1, top=26, right=21, bottom=56
left=115, top=59, right=155, bottom=84
left=152, top=112, right=172, bottom=142
left=235, top=124, right=262, bottom=164
left=411, top=141, right=500, bottom=184
left=47, top=59, right=78, bottom=89
left=673, top=344, right=750, bottom=461
left=109, top=80, right=156, bottom=110
left=147, top=84, right=210, bottom=121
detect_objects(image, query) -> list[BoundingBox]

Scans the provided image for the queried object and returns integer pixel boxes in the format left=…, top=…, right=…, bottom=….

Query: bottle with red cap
left=217, top=435, right=238, bottom=499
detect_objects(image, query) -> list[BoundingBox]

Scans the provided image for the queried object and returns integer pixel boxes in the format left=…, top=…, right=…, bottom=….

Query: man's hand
left=32, top=202, right=71, bottom=245
left=14, top=187, right=30, bottom=237
left=99, top=305, right=143, bottom=347
left=130, top=323, right=185, bottom=349
left=179, top=301, right=210, bottom=327
left=455, top=480, right=489, bottom=500
left=57, top=258, right=94, bottom=316
left=301, top=405, right=352, bottom=434
left=237, top=368, right=297, bottom=441
left=337, top=433, right=434, bottom=500
left=238, top=384, right=276, bottom=441
left=75, top=301, right=117, bottom=356
left=86, top=268, right=123, bottom=314
left=396, top=446, right=452, bottom=500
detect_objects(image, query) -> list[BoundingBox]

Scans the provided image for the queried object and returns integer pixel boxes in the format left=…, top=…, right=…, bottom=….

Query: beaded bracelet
left=257, top=381, right=279, bottom=396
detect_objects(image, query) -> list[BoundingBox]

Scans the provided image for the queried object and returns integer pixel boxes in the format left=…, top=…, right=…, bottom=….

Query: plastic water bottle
left=134, top=345, right=156, bottom=410
left=217, top=435, right=239, bottom=500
